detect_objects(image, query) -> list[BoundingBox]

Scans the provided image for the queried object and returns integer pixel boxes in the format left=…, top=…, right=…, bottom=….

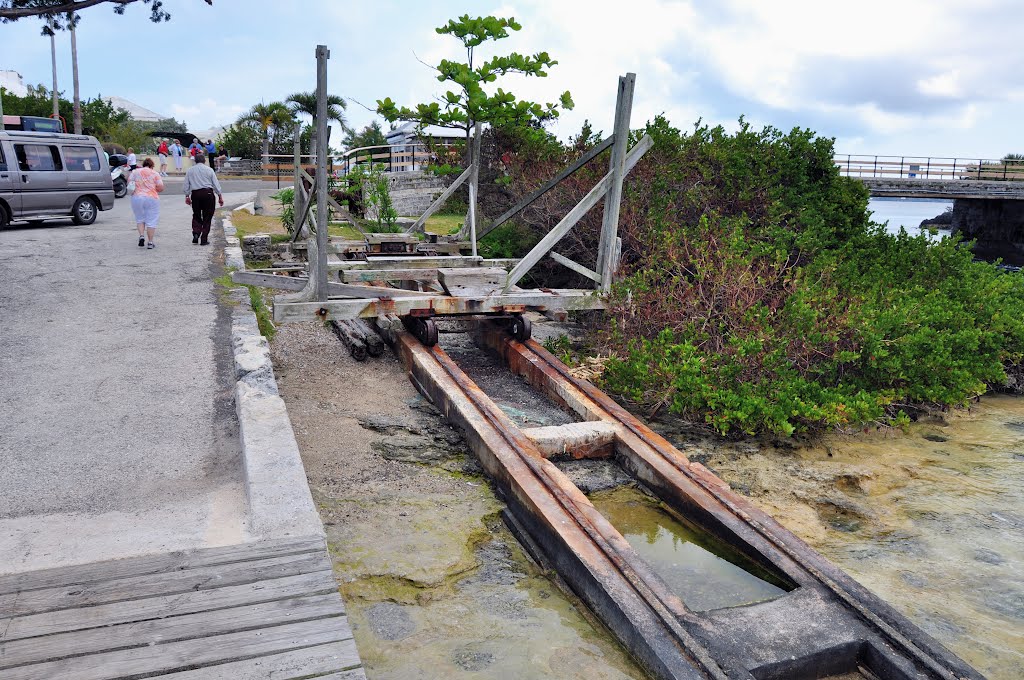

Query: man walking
left=183, top=153, right=224, bottom=245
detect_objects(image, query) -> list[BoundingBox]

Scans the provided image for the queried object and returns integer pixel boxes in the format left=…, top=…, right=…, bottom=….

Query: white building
left=0, top=70, right=29, bottom=97
left=104, top=96, right=166, bottom=122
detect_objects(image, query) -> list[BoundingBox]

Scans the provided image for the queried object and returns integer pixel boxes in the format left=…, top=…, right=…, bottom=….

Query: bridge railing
left=835, top=155, right=1024, bottom=182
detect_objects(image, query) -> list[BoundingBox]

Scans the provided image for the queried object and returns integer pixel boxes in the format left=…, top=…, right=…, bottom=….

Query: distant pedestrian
left=188, top=140, right=202, bottom=161
left=157, top=139, right=169, bottom=176
left=216, top=149, right=228, bottom=172
left=205, top=139, right=217, bottom=164
left=184, top=153, right=224, bottom=246
left=171, top=139, right=183, bottom=173
left=126, top=148, right=137, bottom=171
left=129, top=158, right=164, bottom=249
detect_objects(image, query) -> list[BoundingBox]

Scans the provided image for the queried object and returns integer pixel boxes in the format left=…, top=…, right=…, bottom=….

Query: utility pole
left=69, top=14, right=82, bottom=134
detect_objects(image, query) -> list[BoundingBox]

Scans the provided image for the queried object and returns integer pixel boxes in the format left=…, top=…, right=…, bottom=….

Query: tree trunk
left=261, top=135, right=270, bottom=168
left=70, top=17, right=81, bottom=135
left=49, top=31, right=59, bottom=120
left=309, top=115, right=317, bottom=166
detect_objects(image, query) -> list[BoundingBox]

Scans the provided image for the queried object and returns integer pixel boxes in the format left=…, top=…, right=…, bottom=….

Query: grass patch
left=328, top=222, right=365, bottom=240
left=248, top=285, right=276, bottom=341
left=424, top=213, right=465, bottom=235
left=230, top=210, right=287, bottom=238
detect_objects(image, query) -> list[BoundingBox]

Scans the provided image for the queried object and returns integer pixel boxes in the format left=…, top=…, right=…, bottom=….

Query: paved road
left=0, top=184, right=266, bottom=573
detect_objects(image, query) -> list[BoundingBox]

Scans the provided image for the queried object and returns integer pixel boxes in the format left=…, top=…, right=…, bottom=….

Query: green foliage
left=272, top=188, right=295, bottom=231
left=376, top=14, right=573, bottom=137
left=0, top=0, right=210, bottom=27
left=247, top=286, right=276, bottom=341
left=0, top=86, right=187, bottom=151
left=342, top=121, right=387, bottom=150
left=478, top=221, right=537, bottom=259
left=500, top=116, right=1024, bottom=436
left=362, top=165, right=398, bottom=231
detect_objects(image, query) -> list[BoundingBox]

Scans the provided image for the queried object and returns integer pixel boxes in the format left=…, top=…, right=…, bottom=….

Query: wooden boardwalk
left=0, top=536, right=363, bottom=679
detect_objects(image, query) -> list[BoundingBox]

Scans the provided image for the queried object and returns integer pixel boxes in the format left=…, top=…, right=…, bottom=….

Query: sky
left=1, top=0, right=1022, bottom=159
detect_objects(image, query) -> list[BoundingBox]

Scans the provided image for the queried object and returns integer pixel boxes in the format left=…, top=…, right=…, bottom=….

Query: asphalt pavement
left=0, top=181, right=272, bottom=573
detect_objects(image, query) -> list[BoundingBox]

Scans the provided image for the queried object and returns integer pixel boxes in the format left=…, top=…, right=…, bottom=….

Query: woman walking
left=129, top=158, right=165, bottom=249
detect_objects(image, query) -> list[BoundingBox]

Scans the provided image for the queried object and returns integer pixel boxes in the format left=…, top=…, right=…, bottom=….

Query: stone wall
left=364, top=171, right=448, bottom=220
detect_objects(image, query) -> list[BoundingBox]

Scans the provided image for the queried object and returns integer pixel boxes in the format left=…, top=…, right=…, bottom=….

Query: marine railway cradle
left=360, top=320, right=981, bottom=680
left=249, top=58, right=986, bottom=679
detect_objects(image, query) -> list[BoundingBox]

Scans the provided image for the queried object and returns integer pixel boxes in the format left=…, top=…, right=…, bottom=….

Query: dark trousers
left=190, top=188, right=216, bottom=243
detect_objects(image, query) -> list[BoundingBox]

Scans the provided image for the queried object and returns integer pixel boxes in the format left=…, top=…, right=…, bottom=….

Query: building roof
left=104, top=96, right=167, bottom=122
left=385, top=121, right=466, bottom=145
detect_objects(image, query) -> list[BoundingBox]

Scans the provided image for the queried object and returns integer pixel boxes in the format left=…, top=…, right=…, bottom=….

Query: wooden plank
left=437, top=267, right=507, bottom=296
left=235, top=271, right=436, bottom=298
left=334, top=255, right=492, bottom=270
left=0, top=594, right=348, bottom=670
left=1, top=570, right=340, bottom=642
left=273, top=290, right=606, bottom=324
left=503, top=134, right=653, bottom=291
left=341, top=268, right=440, bottom=282
left=478, top=136, right=613, bottom=240
left=407, top=164, right=472, bottom=234
left=522, top=421, right=619, bottom=459
left=155, top=641, right=361, bottom=679
left=1, top=618, right=353, bottom=680
left=0, top=537, right=326, bottom=596
left=597, top=73, right=635, bottom=292
left=550, top=251, right=601, bottom=283
left=1, top=551, right=331, bottom=618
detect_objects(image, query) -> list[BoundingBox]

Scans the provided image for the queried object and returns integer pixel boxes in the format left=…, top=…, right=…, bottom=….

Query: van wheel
left=72, top=197, right=98, bottom=225
left=0, top=204, right=9, bottom=229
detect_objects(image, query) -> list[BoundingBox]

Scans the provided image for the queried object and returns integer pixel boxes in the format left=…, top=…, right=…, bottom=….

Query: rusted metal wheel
left=510, top=315, right=532, bottom=342
left=403, top=316, right=438, bottom=347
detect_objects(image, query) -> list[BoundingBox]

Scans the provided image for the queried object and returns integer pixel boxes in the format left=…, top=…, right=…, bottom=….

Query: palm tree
left=239, top=101, right=291, bottom=166
left=286, top=91, right=349, bottom=161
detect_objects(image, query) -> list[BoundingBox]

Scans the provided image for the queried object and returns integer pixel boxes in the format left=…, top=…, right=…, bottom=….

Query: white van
left=0, top=130, right=115, bottom=227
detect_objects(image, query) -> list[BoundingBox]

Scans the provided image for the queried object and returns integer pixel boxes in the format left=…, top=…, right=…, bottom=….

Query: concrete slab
left=0, top=188, right=257, bottom=574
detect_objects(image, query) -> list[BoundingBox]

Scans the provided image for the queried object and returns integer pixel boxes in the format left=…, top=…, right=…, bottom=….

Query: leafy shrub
left=499, top=116, right=1024, bottom=435
left=272, top=188, right=295, bottom=231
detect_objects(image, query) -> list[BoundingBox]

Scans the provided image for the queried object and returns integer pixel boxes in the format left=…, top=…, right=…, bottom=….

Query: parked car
left=0, top=130, right=115, bottom=227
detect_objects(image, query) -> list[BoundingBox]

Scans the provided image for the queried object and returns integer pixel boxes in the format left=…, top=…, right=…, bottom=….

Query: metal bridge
left=835, top=154, right=1024, bottom=199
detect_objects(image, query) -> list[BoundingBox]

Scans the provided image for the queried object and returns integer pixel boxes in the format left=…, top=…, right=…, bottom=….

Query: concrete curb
left=223, top=213, right=324, bottom=540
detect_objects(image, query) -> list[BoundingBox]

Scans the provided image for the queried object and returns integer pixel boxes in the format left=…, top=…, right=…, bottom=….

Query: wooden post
left=596, top=73, right=635, bottom=292
left=457, top=122, right=484, bottom=242
left=313, top=45, right=331, bottom=302
left=292, top=133, right=305, bottom=238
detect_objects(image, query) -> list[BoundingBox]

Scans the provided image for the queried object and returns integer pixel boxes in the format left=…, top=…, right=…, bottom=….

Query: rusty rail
left=386, top=323, right=983, bottom=680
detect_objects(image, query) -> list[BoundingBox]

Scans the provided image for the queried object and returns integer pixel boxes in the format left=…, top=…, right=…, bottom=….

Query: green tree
left=285, top=91, right=348, bottom=162
left=342, top=121, right=388, bottom=150
left=239, top=101, right=292, bottom=166
left=376, top=14, right=573, bottom=146
left=0, top=0, right=212, bottom=26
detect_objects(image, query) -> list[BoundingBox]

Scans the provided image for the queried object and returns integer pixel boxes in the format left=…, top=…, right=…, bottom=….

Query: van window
left=14, top=144, right=63, bottom=172
left=64, top=145, right=101, bottom=171
left=0, top=146, right=6, bottom=171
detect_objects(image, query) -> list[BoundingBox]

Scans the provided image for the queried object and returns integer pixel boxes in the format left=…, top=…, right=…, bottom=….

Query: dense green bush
left=500, top=116, right=1024, bottom=435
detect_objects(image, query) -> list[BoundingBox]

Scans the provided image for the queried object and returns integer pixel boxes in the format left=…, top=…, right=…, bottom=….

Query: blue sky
left=2, top=0, right=1021, bottom=158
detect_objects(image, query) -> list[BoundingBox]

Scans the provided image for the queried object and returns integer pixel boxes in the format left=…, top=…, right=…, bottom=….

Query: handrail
left=835, top=154, right=1024, bottom=181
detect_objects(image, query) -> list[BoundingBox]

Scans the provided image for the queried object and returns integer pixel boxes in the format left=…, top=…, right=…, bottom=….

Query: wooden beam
left=502, top=134, right=652, bottom=292
left=273, top=289, right=605, bottom=323
left=597, top=73, right=635, bottom=292
left=549, top=251, right=601, bottom=283
left=231, top=271, right=435, bottom=298
left=407, top=165, right=473, bottom=234
left=314, top=45, right=331, bottom=302
left=477, top=136, right=613, bottom=240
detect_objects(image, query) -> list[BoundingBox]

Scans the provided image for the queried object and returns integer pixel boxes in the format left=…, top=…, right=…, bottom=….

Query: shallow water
left=868, top=197, right=952, bottom=237
left=589, top=486, right=790, bottom=612
left=692, top=395, right=1024, bottom=679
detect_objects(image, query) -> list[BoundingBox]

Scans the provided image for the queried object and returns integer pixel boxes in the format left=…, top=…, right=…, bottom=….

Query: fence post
left=899, top=157, right=904, bottom=179
left=926, top=157, right=930, bottom=179
left=952, top=159, right=956, bottom=179
left=873, top=156, right=878, bottom=177
left=978, top=160, right=982, bottom=180
left=1004, top=161, right=1008, bottom=180
left=313, top=44, right=331, bottom=303
left=597, top=73, right=636, bottom=293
